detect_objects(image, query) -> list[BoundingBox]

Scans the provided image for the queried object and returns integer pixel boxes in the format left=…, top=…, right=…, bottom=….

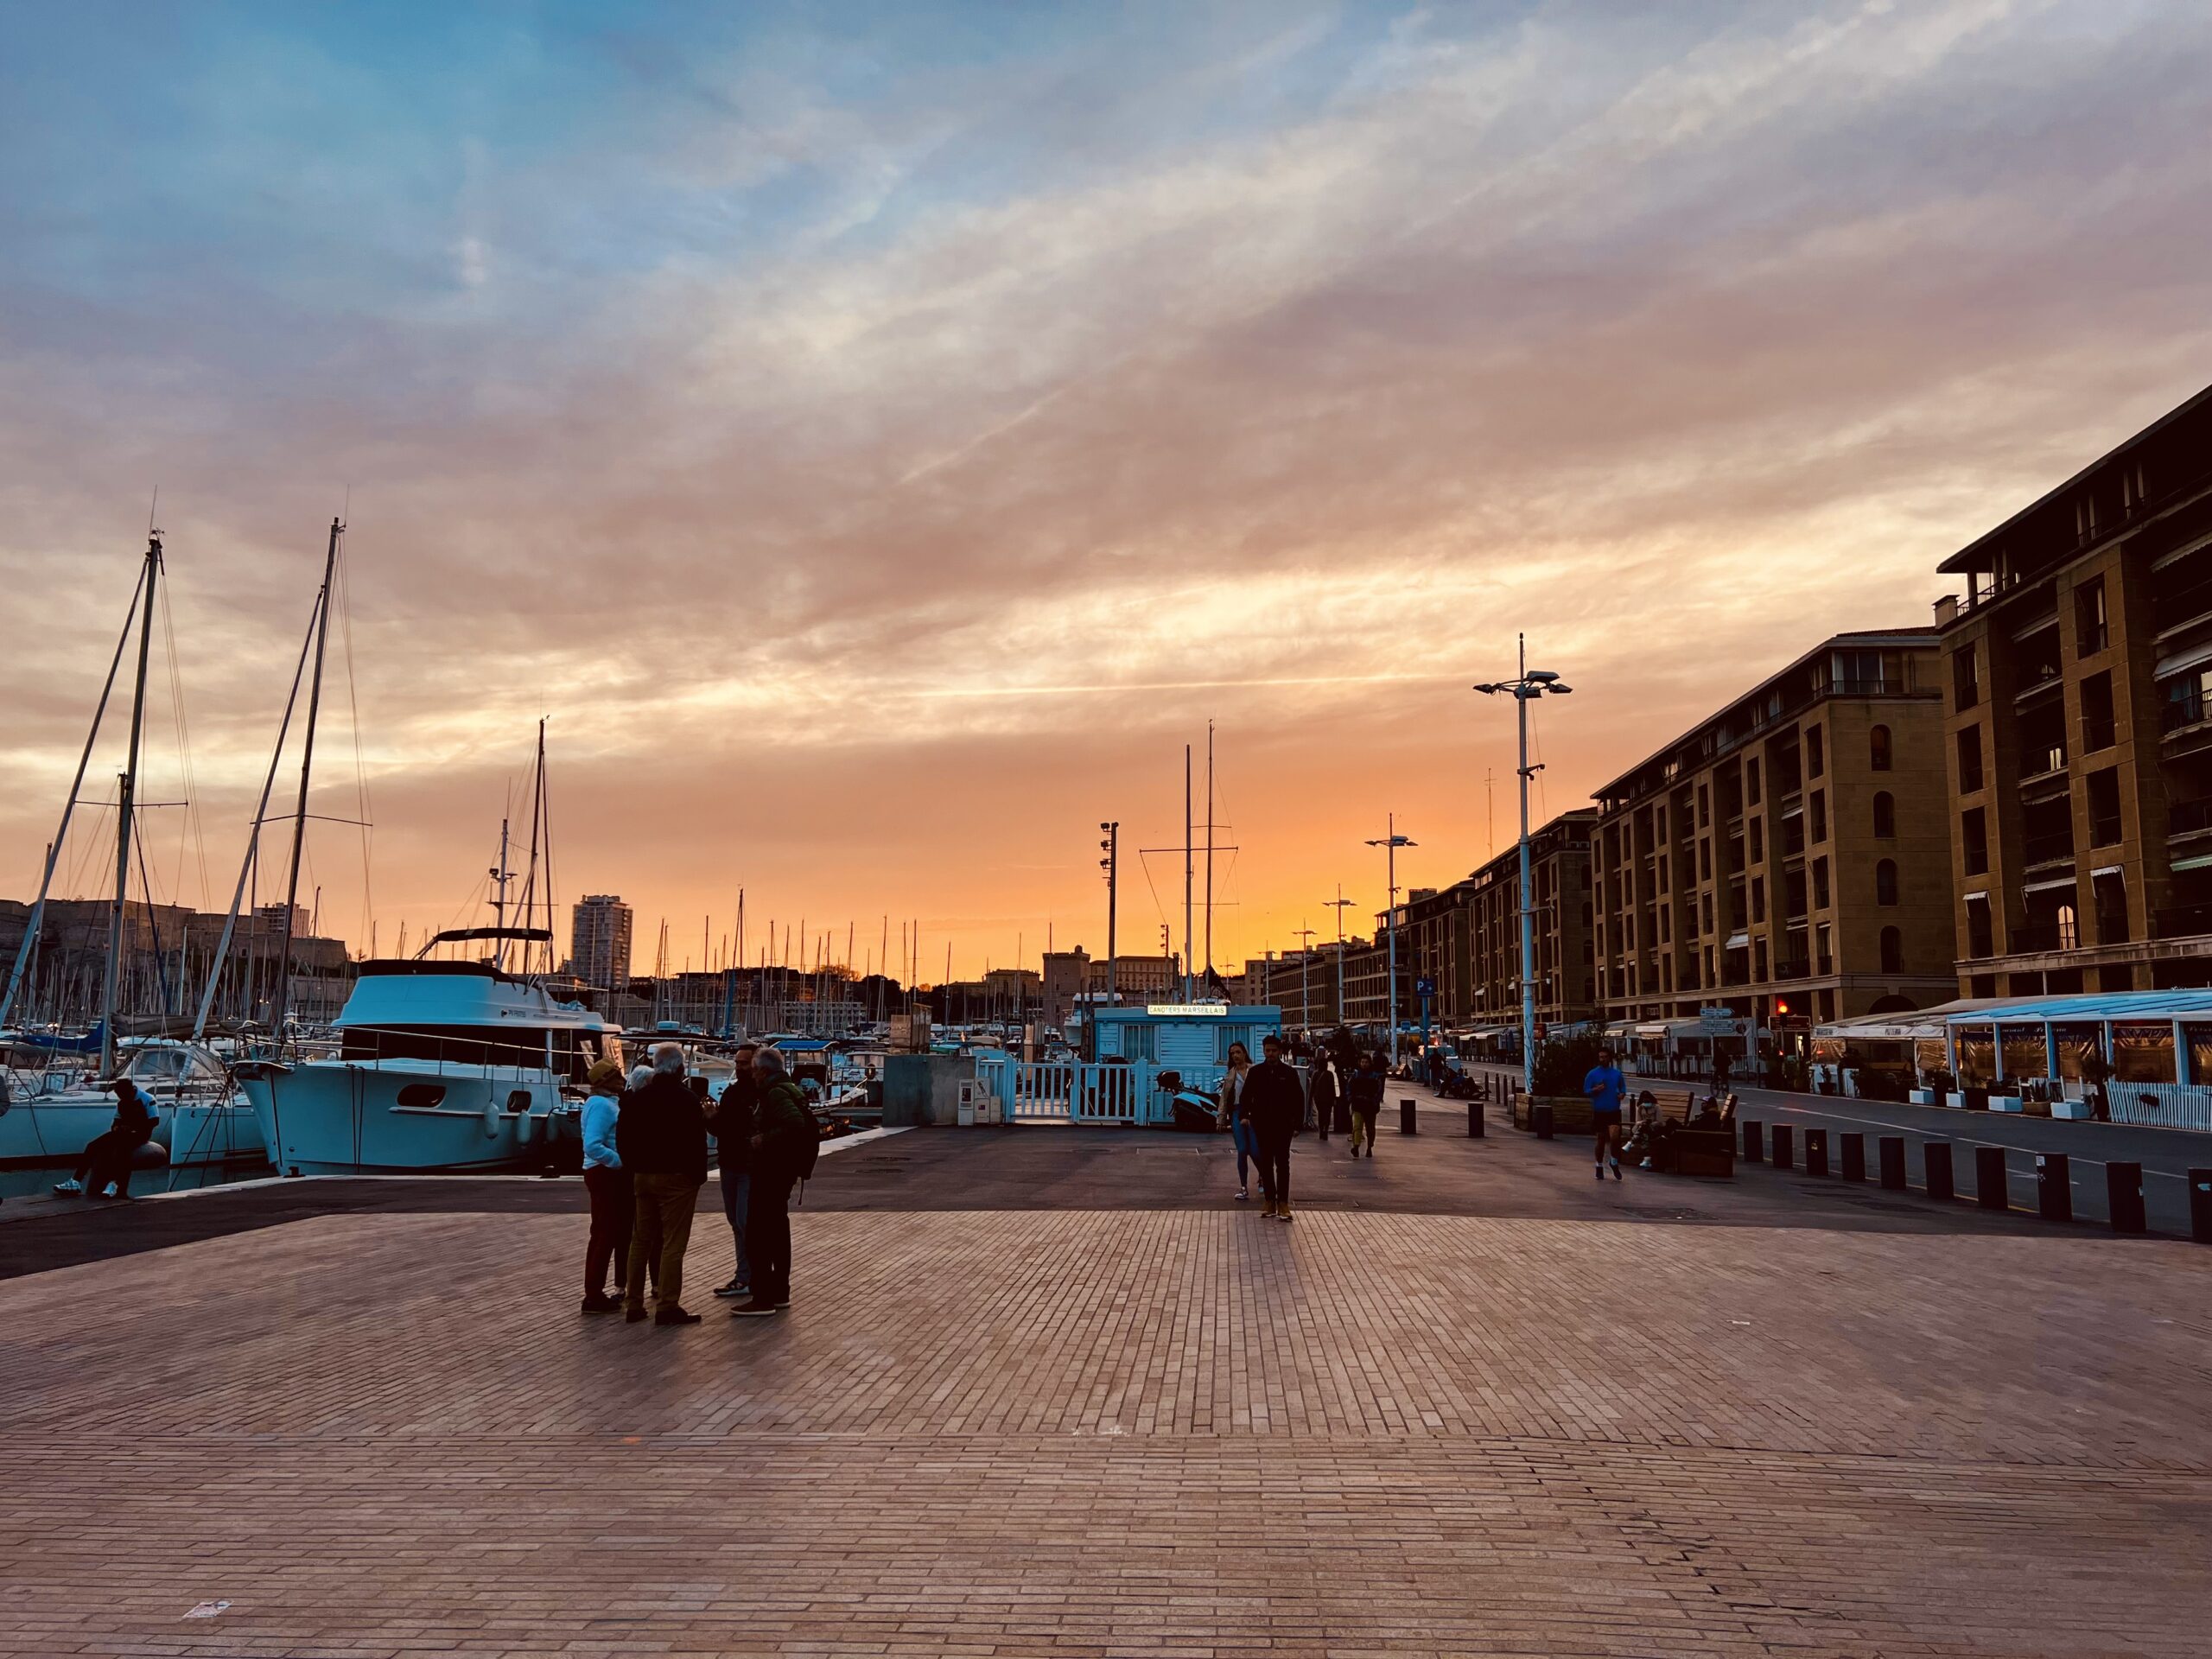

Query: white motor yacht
left=236, top=927, right=616, bottom=1175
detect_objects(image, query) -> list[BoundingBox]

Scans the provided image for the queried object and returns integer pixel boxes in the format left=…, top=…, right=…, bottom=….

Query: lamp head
left=1526, top=669, right=1559, bottom=683
left=1548, top=683, right=1573, bottom=695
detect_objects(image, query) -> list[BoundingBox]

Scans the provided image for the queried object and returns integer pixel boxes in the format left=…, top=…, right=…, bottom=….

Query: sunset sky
left=4, top=2, right=2210, bottom=984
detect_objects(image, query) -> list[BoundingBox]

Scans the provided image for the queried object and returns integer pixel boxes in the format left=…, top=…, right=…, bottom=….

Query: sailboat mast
left=1182, top=742, right=1194, bottom=1005
left=99, top=531, right=162, bottom=1077
left=1, top=557, right=146, bottom=1031
left=1205, top=720, right=1214, bottom=983
left=269, top=516, right=343, bottom=1048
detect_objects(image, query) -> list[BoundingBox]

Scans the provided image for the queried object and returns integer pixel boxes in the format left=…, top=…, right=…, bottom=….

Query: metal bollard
left=1925, top=1141, right=1955, bottom=1202
left=2036, top=1153, right=2071, bottom=1223
left=1399, top=1097, right=1417, bottom=1135
left=1771, top=1124, right=1795, bottom=1171
left=1804, top=1128, right=1829, bottom=1178
left=1533, top=1103, right=1554, bottom=1140
left=1840, top=1132, right=1866, bottom=1182
left=1467, top=1100, right=1484, bottom=1139
left=2191, top=1169, right=2212, bottom=1243
left=1877, top=1135, right=1905, bottom=1189
left=1742, top=1121, right=1764, bottom=1162
left=1975, top=1144, right=2008, bottom=1210
left=2107, top=1161, right=2145, bottom=1236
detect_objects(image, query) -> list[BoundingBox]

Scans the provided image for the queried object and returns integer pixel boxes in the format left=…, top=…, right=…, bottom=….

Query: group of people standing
left=579, top=1040, right=816, bottom=1325
left=1214, top=1037, right=1389, bottom=1216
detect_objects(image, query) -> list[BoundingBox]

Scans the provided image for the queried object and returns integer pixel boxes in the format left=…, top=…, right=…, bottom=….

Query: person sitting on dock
left=53, top=1077, right=158, bottom=1201
left=579, top=1058, right=632, bottom=1314
left=620, top=1043, right=709, bottom=1327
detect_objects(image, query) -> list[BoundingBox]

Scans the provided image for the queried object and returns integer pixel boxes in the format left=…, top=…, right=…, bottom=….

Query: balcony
left=2011, top=921, right=2081, bottom=953
left=2162, top=684, right=2211, bottom=734
left=2022, top=831, right=2076, bottom=868
left=1772, top=957, right=1810, bottom=981
left=2171, top=797, right=2212, bottom=839
left=2018, top=743, right=2069, bottom=789
left=2155, top=902, right=2212, bottom=940
left=2153, top=571, right=2212, bottom=639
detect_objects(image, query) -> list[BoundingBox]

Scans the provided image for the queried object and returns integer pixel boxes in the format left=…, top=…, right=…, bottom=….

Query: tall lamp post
left=1325, top=888, right=1355, bottom=1026
left=1474, top=637, right=1573, bottom=1101
left=1098, top=820, right=1119, bottom=1059
left=1364, top=819, right=1415, bottom=1065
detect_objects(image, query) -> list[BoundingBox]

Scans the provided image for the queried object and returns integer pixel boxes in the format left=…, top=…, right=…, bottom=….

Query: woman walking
left=1307, top=1050, right=1340, bottom=1146
left=1216, top=1040, right=1256, bottom=1200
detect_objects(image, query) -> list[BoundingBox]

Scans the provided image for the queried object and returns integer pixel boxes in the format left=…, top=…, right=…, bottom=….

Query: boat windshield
left=340, top=1024, right=611, bottom=1079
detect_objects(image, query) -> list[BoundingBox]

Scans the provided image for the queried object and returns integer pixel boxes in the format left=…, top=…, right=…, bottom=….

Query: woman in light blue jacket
left=580, top=1058, right=633, bottom=1313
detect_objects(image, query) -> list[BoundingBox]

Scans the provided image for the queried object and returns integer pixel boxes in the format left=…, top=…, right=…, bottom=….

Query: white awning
left=2155, top=635, right=2212, bottom=679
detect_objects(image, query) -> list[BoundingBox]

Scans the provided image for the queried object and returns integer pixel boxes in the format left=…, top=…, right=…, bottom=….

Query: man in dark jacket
left=708, top=1043, right=759, bottom=1300
left=620, top=1043, right=709, bottom=1325
left=734, top=1046, right=816, bottom=1319
left=1243, top=1034, right=1306, bottom=1221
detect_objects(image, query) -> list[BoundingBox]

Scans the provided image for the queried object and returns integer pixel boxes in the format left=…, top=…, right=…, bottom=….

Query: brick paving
left=2, top=1114, right=2208, bottom=1656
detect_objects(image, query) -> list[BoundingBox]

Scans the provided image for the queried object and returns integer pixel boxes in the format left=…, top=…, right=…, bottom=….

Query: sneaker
left=712, top=1279, right=751, bottom=1300
left=1234, top=1187, right=1249, bottom=1202
left=732, top=1300, right=784, bottom=1318
left=581, top=1294, right=620, bottom=1314
left=1594, top=1166, right=1605, bottom=1180
left=50, top=1179, right=84, bottom=1198
left=1610, top=1159, right=1623, bottom=1182
left=1277, top=1207, right=1294, bottom=1224
left=772, top=1296, right=791, bottom=1309
left=653, top=1307, right=702, bottom=1326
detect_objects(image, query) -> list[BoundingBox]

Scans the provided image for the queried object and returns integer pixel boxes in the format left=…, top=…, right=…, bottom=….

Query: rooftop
left=2, top=1104, right=2205, bottom=1656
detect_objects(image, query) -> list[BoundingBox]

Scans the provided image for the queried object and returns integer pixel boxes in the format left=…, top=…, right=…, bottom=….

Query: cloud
left=3, top=0, right=2209, bottom=976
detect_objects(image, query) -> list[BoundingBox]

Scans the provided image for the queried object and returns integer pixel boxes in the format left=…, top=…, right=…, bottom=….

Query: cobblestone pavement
left=2, top=1122, right=2207, bottom=1656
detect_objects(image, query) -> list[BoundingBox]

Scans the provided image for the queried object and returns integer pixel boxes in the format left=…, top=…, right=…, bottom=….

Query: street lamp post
left=1325, top=887, right=1355, bottom=1026
left=1364, top=818, right=1415, bottom=1066
left=1474, top=636, right=1573, bottom=1102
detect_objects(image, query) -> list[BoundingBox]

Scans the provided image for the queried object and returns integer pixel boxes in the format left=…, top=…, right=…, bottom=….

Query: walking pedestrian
left=1246, top=1033, right=1305, bottom=1221
left=708, top=1042, right=759, bottom=1300
left=1214, top=1041, right=1256, bottom=1200
left=734, top=1046, right=815, bottom=1319
left=620, top=1042, right=709, bottom=1326
left=1584, top=1045, right=1627, bottom=1181
left=51, top=1077, right=157, bottom=1200
left=579, top=1058, right=632, bottom=1313
left=1346, top=1050, right=1385, bottom=1157
left=1307, top=1050, right=1339, bottom=1145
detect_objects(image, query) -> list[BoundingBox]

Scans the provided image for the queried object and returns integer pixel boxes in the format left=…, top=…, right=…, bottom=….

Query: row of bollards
left=1737, top=1116, right=2196, bottom=1237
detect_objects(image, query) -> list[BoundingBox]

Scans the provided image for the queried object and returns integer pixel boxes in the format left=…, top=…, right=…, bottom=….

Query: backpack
left=767, top=1077, right=821, bottom=1181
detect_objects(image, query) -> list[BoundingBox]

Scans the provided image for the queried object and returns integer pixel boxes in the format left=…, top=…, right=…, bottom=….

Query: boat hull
left=240, top=1060, right=565, bottom=1175
left=0, top=1084, right=264, bottom=1170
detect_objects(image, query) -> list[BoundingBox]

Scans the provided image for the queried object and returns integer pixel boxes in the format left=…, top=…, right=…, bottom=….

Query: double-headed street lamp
left=1325, top=887, right=1355, bottom=1024
left=1474, top=637, right=1573, bottom=1102
left=1365, top=818, right=1415, bottom=1064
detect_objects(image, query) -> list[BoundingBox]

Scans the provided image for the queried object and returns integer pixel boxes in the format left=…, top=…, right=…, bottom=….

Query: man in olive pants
left=620, top=1043, right=709, bottom=1325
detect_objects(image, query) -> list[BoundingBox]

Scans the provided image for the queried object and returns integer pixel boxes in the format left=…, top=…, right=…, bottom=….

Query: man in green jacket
left=734, top=1046, right=815, bottom=1319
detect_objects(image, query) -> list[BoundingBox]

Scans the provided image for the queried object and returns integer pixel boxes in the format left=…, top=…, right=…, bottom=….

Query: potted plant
left=1919, top=1067, right=1954, bottom=1109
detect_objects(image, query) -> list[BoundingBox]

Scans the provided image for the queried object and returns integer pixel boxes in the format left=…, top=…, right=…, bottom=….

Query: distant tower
left=570, top=894, right=634, bottom=990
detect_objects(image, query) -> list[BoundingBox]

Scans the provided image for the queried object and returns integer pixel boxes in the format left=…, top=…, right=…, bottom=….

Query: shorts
left=1591, top=1109, right=1623, bottom=1133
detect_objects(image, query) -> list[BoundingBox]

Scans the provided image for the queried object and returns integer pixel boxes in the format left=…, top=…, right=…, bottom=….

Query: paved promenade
left=2, top=1096, right=2207, bottom=1656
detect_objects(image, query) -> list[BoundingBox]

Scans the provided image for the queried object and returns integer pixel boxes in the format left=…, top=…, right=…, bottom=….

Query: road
left=1464, top=1063, right=2210, bottom=1237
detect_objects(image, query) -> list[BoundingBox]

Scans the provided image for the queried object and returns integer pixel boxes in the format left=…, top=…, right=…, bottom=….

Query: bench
left=1514, top=1089, right=1702, bottom=1135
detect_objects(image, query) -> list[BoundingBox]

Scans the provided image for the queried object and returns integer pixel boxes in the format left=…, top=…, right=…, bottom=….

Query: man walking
left=1245, top=1033, right=1306, bottom=1221
left=1584, top=1045, right=1627, bottom=1181
left=708, top=1042, right=759, bottom=1300
left=1346, top=1051, right=1384, bottom=1158
left=734, top=1046, right=815, bottom=1319
left=620, top=1042, right=709, bottom=1325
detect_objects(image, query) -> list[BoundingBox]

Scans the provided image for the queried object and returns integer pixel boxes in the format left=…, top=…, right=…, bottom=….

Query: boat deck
left=2, top=1091, right=2207, bottom=1656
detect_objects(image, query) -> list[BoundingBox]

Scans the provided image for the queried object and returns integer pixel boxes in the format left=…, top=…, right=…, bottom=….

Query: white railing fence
left=974, top=1059, right=1311, bottom=1126
left=2103, top=1081, right=2212, bottom=1134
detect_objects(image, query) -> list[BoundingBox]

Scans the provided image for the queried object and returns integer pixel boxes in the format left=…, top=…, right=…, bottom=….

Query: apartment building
left=1935, top=385, right=2212, bottom=994
left=1592, top=631, right=1956, bottom=1033
left=568, top=894, right=633, bottom=991
left=1455, top=809, right=1601, bottom=1034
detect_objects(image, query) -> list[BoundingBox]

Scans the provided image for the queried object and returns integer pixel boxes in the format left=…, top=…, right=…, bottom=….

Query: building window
left=1876, top=858, right=1898, bottom=906
left=1747, top=760, right=1761, bottom=806
left=2081, top=671, right=2116, bottom=753
left=1749, top=818, right=1764, bottom=863
left=1810, top=791, right=1827, bottom=843
left=1815, top=921, right=1833, bottom=973
left=1962, top=807, right=1989, bottom=876
left=1701, top=893, right=1714, bottom=934
left=1699, top=839, right=1712, bottom=880
left=1879, top=926, right=1903, bottom=975
left=1813, top=857, right=1830, bottom=910
left=2087, top=766, right=2122, bottom=848
left=1870, top=724, right=1892, bottom=772
left=1697, top=785, right=1709, bottom=829
left=1953, top=646, right=1980, bottom=712
left=1956, top=726, right=1984, bottom=792
left=1807, top=726, right=1825, bottom=778
left=1751, top=876, right=1765, bottom=924
left=2075, top=576, right=2108, bottom=656
left=1873, top=791, right=1896, bottom=839
left=2056, top=903, right=2079, bottom=950
left=1966, top=894, right=1993, bottom=958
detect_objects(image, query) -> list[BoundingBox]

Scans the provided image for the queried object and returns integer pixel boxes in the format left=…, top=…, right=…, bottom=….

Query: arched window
left=1870, top=725, right=1892, bottom=772
left=1873, top=791, right=1896, bottom=839
left=2057, top=903, right=2079, bottom=950
left=1879, top=926, right=1903, bottom=975
left=1876, top=859, right=1898, bottom=906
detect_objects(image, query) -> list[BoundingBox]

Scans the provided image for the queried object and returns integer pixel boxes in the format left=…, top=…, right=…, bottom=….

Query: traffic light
left=1775, top=997, right=1791, bottom=1018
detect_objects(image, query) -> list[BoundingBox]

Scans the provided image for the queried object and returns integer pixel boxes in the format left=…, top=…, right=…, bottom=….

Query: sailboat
left=0, top=529, right=265, bottom=1173
left=236, top=721, right=617, bottom=1173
